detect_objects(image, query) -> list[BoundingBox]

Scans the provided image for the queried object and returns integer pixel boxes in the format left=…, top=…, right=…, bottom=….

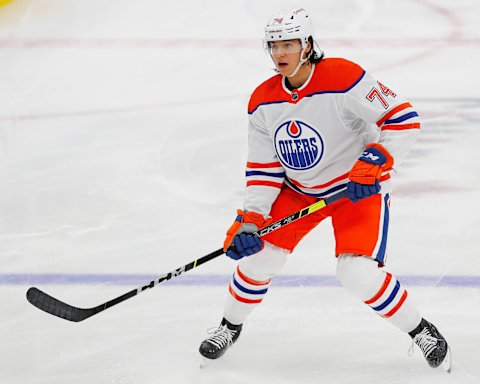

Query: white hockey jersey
left=245, top=58, right=420, bottom=216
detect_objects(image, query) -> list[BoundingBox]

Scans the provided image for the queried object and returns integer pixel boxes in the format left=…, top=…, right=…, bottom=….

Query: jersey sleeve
left=342, top=71, right=420, bottom=170
left=243, top=108, right=285, bottom=217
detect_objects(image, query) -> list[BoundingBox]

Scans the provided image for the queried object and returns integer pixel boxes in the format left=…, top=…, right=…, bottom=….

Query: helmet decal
left=264, top=8, right=314, bottom=46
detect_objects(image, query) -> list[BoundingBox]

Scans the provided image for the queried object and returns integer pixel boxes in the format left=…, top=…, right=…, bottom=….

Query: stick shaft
left=26, top=189, right=347, bottom=321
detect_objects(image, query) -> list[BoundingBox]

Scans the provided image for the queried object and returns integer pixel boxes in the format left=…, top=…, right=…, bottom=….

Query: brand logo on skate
left=274, top=120, right=324, bottom=170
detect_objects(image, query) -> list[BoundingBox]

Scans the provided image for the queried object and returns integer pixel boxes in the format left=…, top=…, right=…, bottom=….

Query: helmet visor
left=267, top=40, right=303, bottom=56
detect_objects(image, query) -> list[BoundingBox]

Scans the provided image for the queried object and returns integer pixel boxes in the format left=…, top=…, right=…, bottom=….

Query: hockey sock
left=336, top=253, right=421, bottom=333
left=224, top=242, right=289, bottom=325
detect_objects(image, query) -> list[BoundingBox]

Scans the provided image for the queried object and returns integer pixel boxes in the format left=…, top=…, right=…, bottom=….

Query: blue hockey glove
left=227, top=233, right=263, bottom=260
left=223, top=210, right=270, bottom=260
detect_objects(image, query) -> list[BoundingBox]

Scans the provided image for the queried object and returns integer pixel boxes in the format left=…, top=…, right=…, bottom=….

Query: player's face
left=268, top=40, right=305, bottom=76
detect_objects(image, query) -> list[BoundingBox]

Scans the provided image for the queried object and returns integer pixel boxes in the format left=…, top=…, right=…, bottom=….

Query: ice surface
left=1, top=0, right=479, bottom=383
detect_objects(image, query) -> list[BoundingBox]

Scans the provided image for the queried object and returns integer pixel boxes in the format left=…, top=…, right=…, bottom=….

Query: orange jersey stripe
left=383, top=290, right=408, bottom=318
left=376, top=102, right=412, bottom=127
left=289, top=172, right=389, bottom=190
left=381, top=123, right=420, bottom=131
left=248, top=59, right=365, bottom=114
left=289, top=172, right=349, bottom=189
left=247, top=161, right=282, bottom=169
left=364, top=272, right=392, bottom=305
left=247, top=180, right=283, bottom=188
left=229, top=285, right=263, bottom=304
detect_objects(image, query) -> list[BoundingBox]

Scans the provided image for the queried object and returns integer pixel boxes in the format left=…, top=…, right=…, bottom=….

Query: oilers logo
left=274, top=120, right=324, bottom=170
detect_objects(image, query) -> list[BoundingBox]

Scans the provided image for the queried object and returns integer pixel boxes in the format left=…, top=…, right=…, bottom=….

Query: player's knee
left=336, top=253, right=385, bottom=300
left=238, top=241, right=289, bottom=280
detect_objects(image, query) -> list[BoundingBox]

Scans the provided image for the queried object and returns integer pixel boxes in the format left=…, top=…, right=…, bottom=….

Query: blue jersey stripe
left=246, top=170, right=286, bottom=178
left=385, top=111, right=418, bottom=124
left=248, top=100, right=289, bottom=115
left=286, top=179, right=348, bottom=198
left=304, top=70, right=366, bottom=99
left=248, top=71, right=366, bottom=115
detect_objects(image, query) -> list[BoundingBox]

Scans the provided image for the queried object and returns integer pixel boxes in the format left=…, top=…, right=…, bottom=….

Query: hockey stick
left=26, top=189, right=348, bottom=322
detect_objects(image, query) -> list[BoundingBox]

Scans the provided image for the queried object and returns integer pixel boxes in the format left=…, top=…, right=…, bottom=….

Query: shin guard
left=337, top=253, right=421, bottom=332
left=224, top=242, right=289, bottom=325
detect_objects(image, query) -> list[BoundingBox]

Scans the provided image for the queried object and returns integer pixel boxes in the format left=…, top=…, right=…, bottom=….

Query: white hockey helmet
left=264, top=8, right=314, bottom=49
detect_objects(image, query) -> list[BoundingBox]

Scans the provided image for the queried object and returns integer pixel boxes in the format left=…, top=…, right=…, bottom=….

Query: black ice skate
left=199, top=318, right=243, bottom=360
left=408, top=318, right=451, bottom=372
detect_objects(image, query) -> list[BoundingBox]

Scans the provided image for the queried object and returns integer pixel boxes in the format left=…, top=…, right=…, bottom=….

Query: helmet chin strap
left=287, top=47, right=309, bottom=78
left=269, top=44, right=313, bottom=77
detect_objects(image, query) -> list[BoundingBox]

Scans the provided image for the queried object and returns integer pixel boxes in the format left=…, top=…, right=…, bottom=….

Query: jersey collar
left=281, top=64, right=316, bottom=102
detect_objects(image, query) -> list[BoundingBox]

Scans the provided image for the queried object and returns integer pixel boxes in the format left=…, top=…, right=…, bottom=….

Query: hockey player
left=199, top=8, right=451, bottom=371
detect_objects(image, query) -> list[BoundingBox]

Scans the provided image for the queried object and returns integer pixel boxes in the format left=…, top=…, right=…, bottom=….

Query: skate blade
left=441, top=347, right=452, bottom=373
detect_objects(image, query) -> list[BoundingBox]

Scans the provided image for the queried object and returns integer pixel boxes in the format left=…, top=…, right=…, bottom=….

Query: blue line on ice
left=1, top=274, right=479, bottom=287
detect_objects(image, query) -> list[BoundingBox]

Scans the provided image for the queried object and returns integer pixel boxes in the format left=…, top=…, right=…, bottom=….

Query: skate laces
left=408, top=328, right=438, bottom=358
left=206, top=325, right=237, bottom=349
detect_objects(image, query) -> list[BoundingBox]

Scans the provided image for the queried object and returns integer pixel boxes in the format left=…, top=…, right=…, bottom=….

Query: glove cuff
left=224, top=210, right=271, bottom=252
left=364, top=143, right=394, bottom=171
left=241, top=210, right=268, bottom=229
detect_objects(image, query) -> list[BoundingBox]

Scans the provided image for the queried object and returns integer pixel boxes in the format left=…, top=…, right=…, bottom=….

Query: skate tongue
left=410, top=329, right=437, bottom=358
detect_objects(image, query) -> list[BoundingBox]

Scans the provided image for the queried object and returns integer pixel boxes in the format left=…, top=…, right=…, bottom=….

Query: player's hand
left=347, top=143, right=393, bottom=203
left=224, top=210, right=270, bottom=260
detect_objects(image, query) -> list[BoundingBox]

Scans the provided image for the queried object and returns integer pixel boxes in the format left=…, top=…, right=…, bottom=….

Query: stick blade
left=26, top=287, right=93, bottom=322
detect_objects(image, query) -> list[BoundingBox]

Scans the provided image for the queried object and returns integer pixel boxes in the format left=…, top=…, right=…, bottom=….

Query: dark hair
left=307, top=36, right=324, bottom=63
